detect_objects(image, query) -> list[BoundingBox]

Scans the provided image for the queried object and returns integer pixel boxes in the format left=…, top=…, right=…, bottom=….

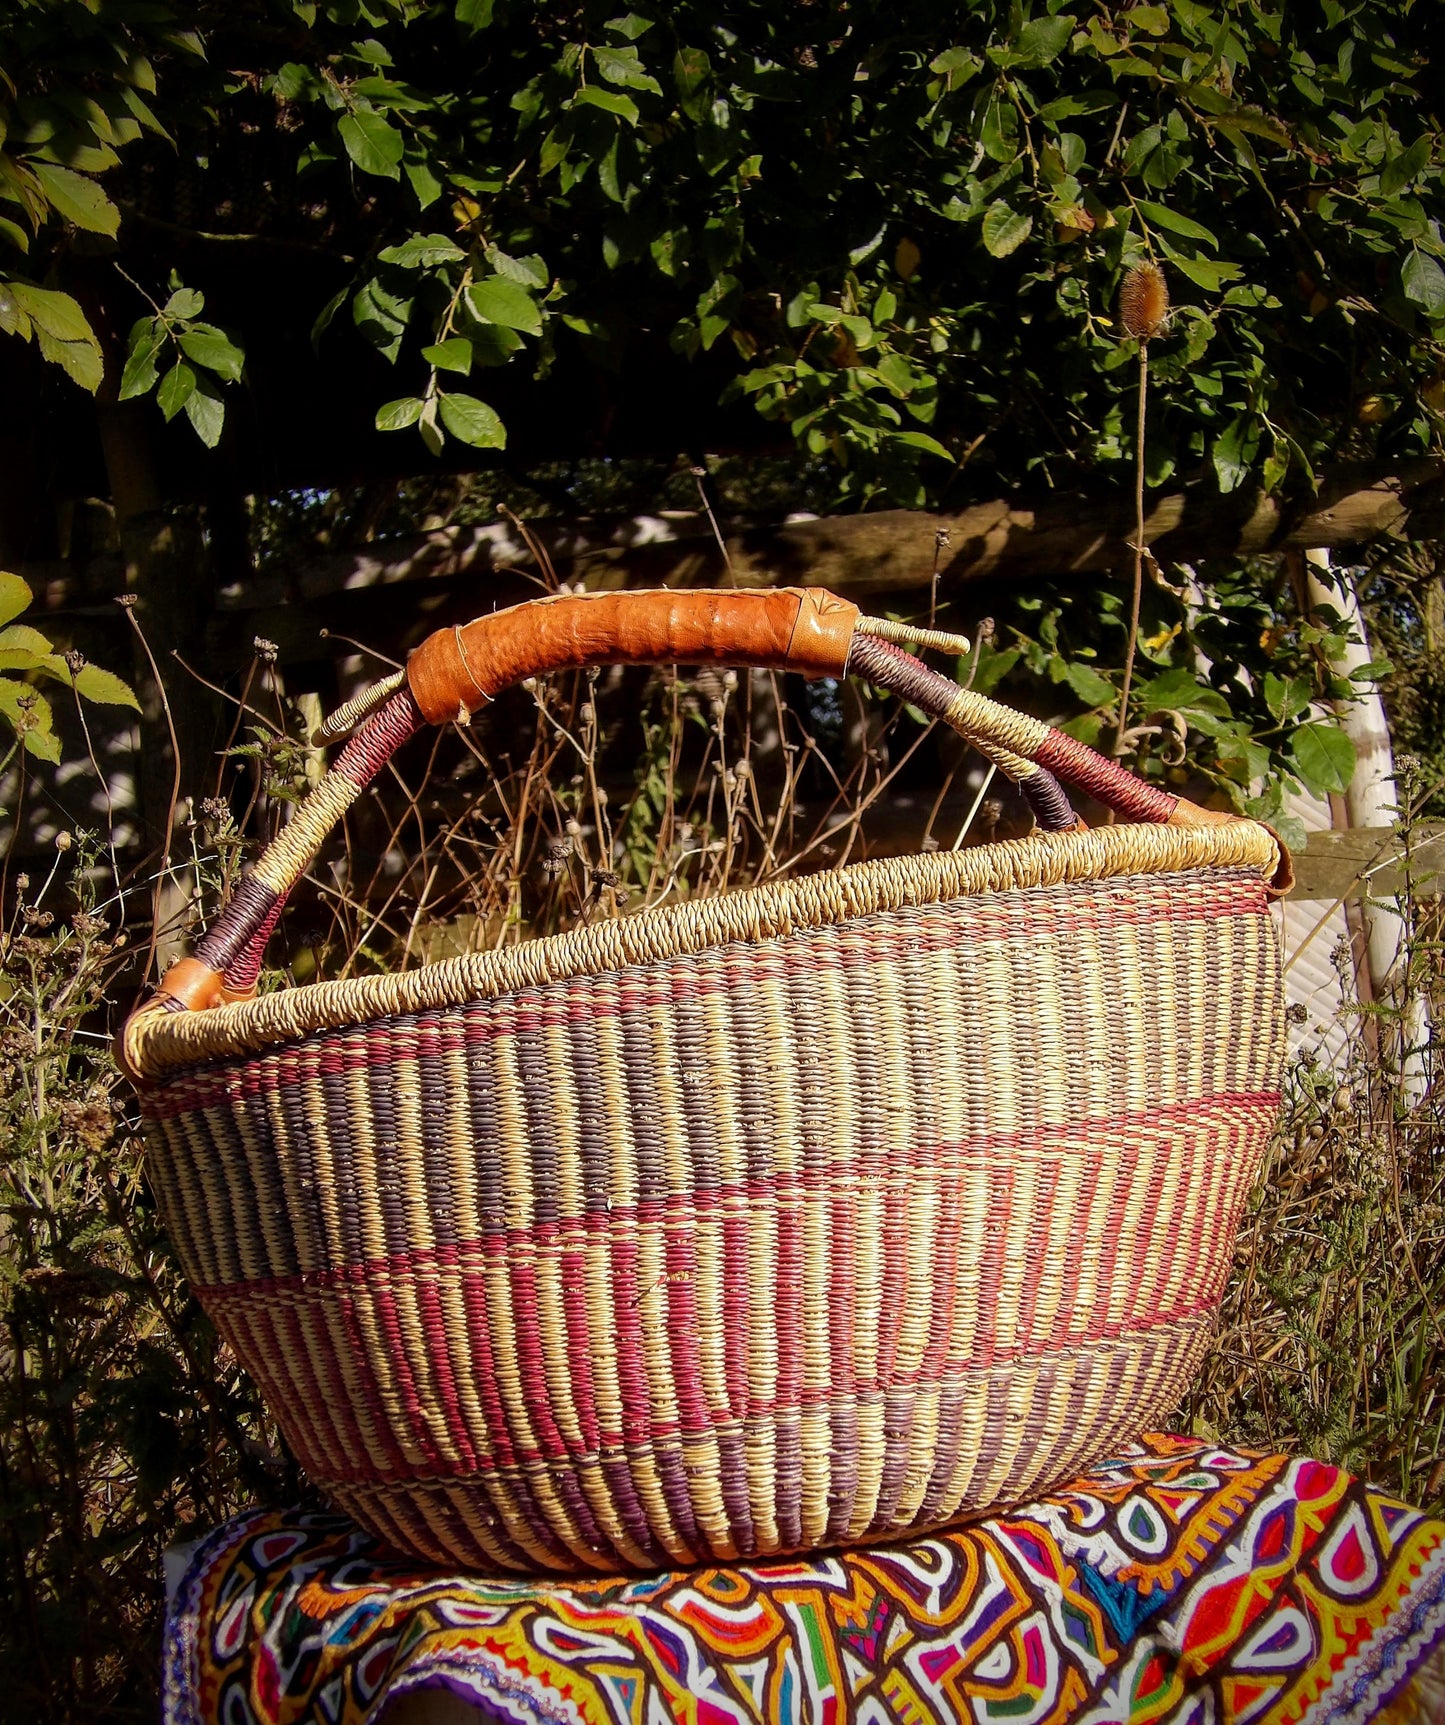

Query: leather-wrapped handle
left=116, top=585, right=1292, bottom=1082
left=407, top=587, right=860, bottom=723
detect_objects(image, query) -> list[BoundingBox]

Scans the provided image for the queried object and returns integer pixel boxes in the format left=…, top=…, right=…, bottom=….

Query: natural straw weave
left=137, top=819, right=1285, bottom=1575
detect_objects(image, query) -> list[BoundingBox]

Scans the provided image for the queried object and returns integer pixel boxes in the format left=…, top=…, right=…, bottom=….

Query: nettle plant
left=0, top=574, right=139, bottom=777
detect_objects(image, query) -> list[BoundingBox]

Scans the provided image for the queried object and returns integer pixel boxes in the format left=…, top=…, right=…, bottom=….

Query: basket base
left=318, top=1318, right=1213, bottom=1576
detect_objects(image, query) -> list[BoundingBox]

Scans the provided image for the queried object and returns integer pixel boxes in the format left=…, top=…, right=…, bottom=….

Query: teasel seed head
left=1119, top=261, right=1170, bottom=340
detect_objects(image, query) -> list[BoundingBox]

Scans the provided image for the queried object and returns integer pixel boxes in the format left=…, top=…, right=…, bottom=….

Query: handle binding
left=118, top=586, right=1286, bottom=1079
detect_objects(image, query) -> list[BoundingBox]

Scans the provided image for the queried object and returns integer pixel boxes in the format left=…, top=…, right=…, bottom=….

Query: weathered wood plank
left=29, top=460, right=1444, bottom=620
left=1284, top=823, right=1445, bottom=903
left=240, top=457, right=1445, bottom=604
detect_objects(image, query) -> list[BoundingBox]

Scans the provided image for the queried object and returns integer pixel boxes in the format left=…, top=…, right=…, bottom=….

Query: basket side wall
left=142, top=866, right=1285, bottom=1573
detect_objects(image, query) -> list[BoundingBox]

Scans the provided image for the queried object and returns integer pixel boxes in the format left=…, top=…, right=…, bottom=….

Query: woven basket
left=122, top=588, right=1289, bottom=1575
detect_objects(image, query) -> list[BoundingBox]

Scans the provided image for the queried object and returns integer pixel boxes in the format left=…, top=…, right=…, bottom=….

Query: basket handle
left=122, top=586, right=1273, bottom=1046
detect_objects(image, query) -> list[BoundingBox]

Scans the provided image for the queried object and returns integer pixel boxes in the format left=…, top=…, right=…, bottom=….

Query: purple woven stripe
left=195, top=875, right=279, bottom=977
left=847, top=634, right=981, bottom=735
left=849, top=633, right=1177, bottom=826
left=1020, top=766, right=1080, bottom=834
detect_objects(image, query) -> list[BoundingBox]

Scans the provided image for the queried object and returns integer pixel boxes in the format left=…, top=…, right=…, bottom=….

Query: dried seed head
left=1119, top=261, right=1170, bottom=340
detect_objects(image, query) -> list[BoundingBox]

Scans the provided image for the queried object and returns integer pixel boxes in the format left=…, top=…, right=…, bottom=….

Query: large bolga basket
left=122, top=587, right=1289, bottom=1576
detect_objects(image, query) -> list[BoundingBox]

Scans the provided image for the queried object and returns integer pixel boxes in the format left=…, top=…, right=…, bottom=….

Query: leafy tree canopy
left=2, top=0, right=1443, bottom=832
left=1, top=0, right=1441, bottom=506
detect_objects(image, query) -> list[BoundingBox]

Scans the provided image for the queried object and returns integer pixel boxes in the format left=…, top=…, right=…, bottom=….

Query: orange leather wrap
left=1167, top=798, right=1296, bottom=896
left=114, top=957, right=248, bottom=1084
left=406, top=587, right=859, bottom=724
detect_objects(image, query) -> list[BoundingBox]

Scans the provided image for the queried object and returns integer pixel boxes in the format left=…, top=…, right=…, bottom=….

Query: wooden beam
left=1283, top=823, right=1445, bottom=904
left=23, top=460, right=1445, bottom=623
left=211, top=457, right=1445, bottom=610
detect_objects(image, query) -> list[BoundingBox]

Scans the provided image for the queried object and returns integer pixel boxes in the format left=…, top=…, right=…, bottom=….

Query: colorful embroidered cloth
left=163, top=1435, right=1445, bottom=1725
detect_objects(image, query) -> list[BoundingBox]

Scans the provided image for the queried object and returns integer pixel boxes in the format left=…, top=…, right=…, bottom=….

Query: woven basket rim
left=129, top=818, right=1280, bottom=1082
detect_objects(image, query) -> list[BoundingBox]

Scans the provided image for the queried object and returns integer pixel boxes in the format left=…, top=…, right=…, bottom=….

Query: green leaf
left=163, top=286, right=204, bottom=319
left=598, top=137, right=624, bottom=202
left=339, top=109, right=404, bottom=179
left=1349, top=658, right=1394, bottom=682
left=0, top=572, right=33, bottom=629
left=571, top=86, right=640, bottom=124
left=1212, top=413, right=1260, bottom=493
left=929, top=46, right=983, bottom=84
left=1134, top=669, right=1231, bottom=721
left=71, top=664, right=140, bottom=708
left=1135, top=199, right=1217, bottom=246
left=892, top=431, right=953, bottom=459
left=455, top=0, right=494, bottom=28
left=1214, top=734, right=1271, bottom=786
left=352, top=277, right=413, bottom=361
left=967, top=644, right=1020, bottom=697
left=157, top=361, right=196, bottom=421
left=0, top=623, right=56, bottom=662
left=0, top=644, right=60, bottom=675
left=272, top=61, right=318, bottom=100
left=30, top=161, right=119, bottom=237
left=378, top=233, right=466, bottom=268
left=0, top=678, right=60, bottom=762
left=8, top=284, right=94, bottom=344
left=1013, top=14, right=1075, bottom=64
left=486, top=246, right=549, bottom=289
left=1401, top=250, right=1445, bottom=317
left=1159, top=251, right=1242, bottom=292
left=1380, top=135, right=1431, bottom=197
left=981, top=202, right=1033, bottom=259
left=119, top=323, right=165, bottom=400
left=375, top=396, right=425, bottom=430
left=35, top=329, right=103, bottom=392
left=1263, top=672, right=1313, bottom=723
left=404, top=155, right=444, bottom=209
left=177, top=324, right=244, bottom=383
left=467, top=276, right=542, bottom=334
left=1126, top=4, right=1171, bottom=32
left=311, top=285, right=349, bottom=347
left=1064, top=662, right=1115, bottom=706
left=539, top=125, right=571, bottom=175
left=437, top=392, right=506, bottom=448
left=422, top=337, right=473, bottom=373
left=591, top=45, right=663, bottom=95
left=1289, top=721, right=1356, bottom=796
left=419, top=397, right=445, bottom=455
left=673, top=48, right=711, bottom=122
left=182, top=375, right=225, bottom=447
left=469, top=324, right=523, bottom=365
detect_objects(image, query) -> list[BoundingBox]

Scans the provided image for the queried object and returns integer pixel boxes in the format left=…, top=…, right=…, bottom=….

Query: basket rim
left=128, top=818, right=1281, bottom=1082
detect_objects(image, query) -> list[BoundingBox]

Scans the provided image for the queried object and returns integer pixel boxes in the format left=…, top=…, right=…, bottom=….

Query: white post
left=1300, top=548, right=1402, bottom=995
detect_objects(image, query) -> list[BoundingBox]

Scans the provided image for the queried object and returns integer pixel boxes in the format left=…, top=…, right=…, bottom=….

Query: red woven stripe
left=456, top=1245, right=522, bottom=1472
left=194, top=1091, right=1276, bottom=1470
left=331, top=687, right=426, bottom=790
left=211, top=1302, right=1221, bottom=1490
left=146, top=877, right=1269, bottom=1121
left=191, top=1090, right=1278, bottom=1306
left=1034, top=728, right=1179, bottom=822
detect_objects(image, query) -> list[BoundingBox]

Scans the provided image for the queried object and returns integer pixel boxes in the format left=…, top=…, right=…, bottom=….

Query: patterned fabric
left=163, top=1435, right=1445, bottom=1725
